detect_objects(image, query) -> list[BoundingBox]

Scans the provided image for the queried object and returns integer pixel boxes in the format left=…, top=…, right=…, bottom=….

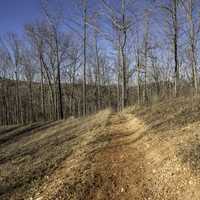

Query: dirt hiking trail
left=1, top=97, right=200, bottom=199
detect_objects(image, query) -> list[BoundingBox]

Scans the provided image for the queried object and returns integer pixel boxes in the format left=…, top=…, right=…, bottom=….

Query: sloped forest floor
left=1, top=97, right=200, bottom=199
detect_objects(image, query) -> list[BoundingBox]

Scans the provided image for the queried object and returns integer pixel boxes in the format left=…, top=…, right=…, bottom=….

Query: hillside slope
left=1, top=97, right=200, bottom=199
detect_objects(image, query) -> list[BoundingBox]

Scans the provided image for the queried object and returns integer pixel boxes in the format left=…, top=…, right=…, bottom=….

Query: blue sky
left=0, top=0, right=42, bottom=35
left=0, top=0, right=164, bottom=51
left=0, top=0, right=87, bottom=36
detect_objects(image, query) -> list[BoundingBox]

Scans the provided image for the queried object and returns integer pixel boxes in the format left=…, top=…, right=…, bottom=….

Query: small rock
left=189, top=180, right=193, bottom=185
left=35, top=197, right=43, bottom=200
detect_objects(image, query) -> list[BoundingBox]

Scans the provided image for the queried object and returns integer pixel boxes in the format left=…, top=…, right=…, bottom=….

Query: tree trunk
left=173, top=0, right=179, bottom=97
left=137, top=50, right=141, bottom=105
left=121, top=0, right=128, bottom=109
left=94, top=31, right=101, bottom=110
left=83, top=0, right=87, bottom=116
left=40, top=57, right=46, bottom=120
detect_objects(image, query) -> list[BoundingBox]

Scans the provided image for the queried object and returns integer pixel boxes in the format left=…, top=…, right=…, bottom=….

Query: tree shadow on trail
left=0, top=121, right=62, bottom=146
left=0, top=125, right=23, bottom=135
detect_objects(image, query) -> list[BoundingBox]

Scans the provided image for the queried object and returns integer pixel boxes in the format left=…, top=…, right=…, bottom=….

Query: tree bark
left=83, top=0, right=87, bottom=116
left=173, top=0, right=179, bottom=97
left=121, top=0, right=128, bottom=109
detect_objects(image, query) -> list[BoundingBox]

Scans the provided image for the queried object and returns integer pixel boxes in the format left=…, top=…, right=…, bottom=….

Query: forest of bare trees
left=1, top=0, right=200, bottom=125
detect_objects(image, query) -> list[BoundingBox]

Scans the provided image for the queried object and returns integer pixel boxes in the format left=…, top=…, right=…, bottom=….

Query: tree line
left=0, top=0, right=200, bottom=125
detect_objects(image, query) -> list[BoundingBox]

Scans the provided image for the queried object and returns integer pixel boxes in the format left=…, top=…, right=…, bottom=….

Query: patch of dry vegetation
left=133, top=96, right=200, bottom=133
left=127, top=96, right=200, bottom=199
left=1, top=97, right=200, bottom=200
left=0, top=110, right=111, bottom=200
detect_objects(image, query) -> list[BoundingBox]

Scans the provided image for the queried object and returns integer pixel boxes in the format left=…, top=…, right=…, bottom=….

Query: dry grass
left=1, top=97, right=200, bottom=199
left=0, top=110, right=111, bottom=200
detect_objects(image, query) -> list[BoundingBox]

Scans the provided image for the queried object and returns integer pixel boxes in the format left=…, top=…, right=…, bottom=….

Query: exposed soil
left=1, top=97, right=200, bottom=199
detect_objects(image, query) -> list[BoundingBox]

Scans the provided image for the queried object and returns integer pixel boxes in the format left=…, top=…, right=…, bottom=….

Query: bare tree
left=21, top=47, right=36, bottom=123
left=82, top=0, right=88, bottom=116
left=7, top=33, right=24, bottom=123
left=162, top=0, right=180, bottom=97
left=143, top=10, right=150, bottom=103
left=181, top=0, right=199, bottom=94
left=65, top=43, right=81, bottom=116
left=42, top=0, right=65, bottom=119
left=102, top=0, right=131, bottom=110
